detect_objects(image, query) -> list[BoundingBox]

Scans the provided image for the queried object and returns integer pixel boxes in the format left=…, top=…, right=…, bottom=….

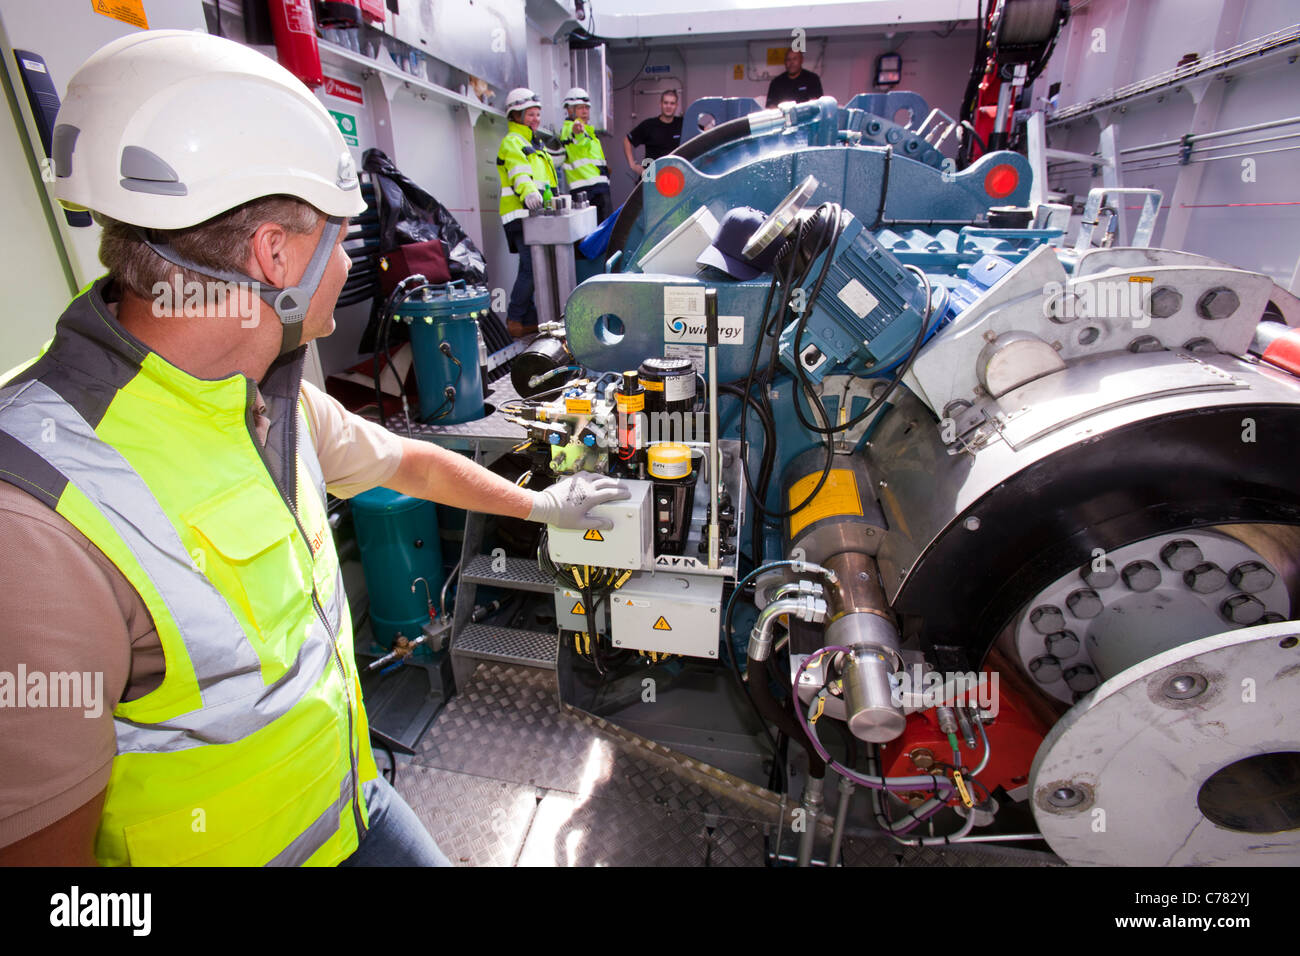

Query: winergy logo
left=50, top=886, right=151, bottom=936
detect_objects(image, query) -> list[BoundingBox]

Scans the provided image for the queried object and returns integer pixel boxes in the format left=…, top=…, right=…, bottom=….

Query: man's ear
left=246, top=221, right=291, bottom=287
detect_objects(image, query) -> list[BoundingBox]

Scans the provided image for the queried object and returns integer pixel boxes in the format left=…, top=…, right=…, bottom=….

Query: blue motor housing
left=777, top=214, right=929, bottom=381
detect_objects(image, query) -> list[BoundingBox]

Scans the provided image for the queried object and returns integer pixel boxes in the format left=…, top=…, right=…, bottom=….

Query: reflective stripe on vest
left=0, top=278, right=375, bottom=865
left=0, top=379, right=339, bottom=754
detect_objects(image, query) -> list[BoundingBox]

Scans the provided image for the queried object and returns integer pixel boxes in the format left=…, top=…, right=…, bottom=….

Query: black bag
left=362, top=148, right=487, bottom=285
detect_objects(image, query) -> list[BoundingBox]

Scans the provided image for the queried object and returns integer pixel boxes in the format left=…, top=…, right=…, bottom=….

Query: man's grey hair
left=97, top=195, right=322, bottom=304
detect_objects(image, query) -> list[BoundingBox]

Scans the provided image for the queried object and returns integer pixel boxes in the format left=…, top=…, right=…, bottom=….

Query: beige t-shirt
left=0, top=381, right=403, bottom=849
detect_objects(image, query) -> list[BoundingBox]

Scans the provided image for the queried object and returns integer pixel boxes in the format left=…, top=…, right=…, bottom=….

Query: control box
left=608, top=570, right=724, bottom=659
left=554, top=586, right=608, bottom=634
left=547, top=480, right=654, bottom=571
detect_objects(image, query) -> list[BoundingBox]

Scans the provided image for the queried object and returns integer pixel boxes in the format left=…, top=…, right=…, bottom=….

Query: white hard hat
left=563, top=87, right=590, bottom=107
left=53, top=30, right=364, bottom=229
left=505, top=87, right=542, bottom=114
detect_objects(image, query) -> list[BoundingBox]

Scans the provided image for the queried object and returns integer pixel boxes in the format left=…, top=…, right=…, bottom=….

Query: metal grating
left=454, top=624, right=558, bottom=668
left=461, top=553, right=554, bottom=592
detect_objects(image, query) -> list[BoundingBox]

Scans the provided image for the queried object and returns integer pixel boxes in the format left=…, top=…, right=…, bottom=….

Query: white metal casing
left=546, top=479, right=653, bottom=571
left=609, top=570, right=723, bottom=659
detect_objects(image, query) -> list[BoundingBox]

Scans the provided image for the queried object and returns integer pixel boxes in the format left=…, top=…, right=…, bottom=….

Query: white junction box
left=547, top=480, right=653, bottom=571
left=609, top=571, right=723, bottom=659
left=554, top=586, right=608, bottom=634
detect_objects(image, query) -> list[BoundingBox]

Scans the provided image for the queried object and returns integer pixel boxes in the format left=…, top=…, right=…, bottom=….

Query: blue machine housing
left=776, top=214, right=930, bottom=382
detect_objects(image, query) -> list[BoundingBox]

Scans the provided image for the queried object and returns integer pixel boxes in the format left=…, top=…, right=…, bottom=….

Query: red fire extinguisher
left=268, top=0, right=324, bottom=89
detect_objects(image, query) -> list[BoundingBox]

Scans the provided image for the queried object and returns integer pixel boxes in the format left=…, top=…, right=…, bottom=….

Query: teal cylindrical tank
left=394, top=280, right=490, bottom=424
left=350, top=487, right=444, bottom=649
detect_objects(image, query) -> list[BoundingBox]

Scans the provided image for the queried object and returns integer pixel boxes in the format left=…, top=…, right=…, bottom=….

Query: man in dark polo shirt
left=623, top=89, right=683, bottom=175
left=765, top=49, right=823, bottom=107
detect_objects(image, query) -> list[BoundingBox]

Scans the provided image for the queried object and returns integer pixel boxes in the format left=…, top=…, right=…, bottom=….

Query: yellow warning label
left=1128, top=275, right=1154, bottom=283
left=616, top=392, right=645, bottom=413
left=571, top=601, right=586, bottom=615
left=766, top=47, right=788, bottom=66
left=565, top=398, right=593, bottom=415
left=787, top=468, right=864, bottom=538
left=653, top=615, right=672, bottom=631
left=642, top=379, right=664, bottom=392
left=92, top=0, right=149, bottom=29
left=583, top=528, right=604, bottom=541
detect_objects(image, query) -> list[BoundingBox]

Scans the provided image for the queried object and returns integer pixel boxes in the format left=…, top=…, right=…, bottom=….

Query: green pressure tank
left=394, top=280, right=490, bottom=424
left=350, top=487, right=444, bottom=649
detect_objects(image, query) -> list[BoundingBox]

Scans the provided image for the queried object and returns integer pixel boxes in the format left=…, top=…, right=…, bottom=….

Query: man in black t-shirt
left=765, top=49, right=823, bottom=107
left=623, top=89, right=683, bottom=176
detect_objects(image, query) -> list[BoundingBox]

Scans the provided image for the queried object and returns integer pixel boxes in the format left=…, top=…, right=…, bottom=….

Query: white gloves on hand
left=524, top=191, right=543, bottom=211
left=528, top=472, right=630, bottom=530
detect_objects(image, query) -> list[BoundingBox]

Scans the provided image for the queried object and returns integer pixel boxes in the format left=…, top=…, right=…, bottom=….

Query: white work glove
left=528, top=472, right=630, bottom=530
left=524, top=191, right=543, bottom=211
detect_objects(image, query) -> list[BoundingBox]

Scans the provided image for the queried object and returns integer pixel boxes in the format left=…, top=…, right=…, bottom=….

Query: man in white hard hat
left=560, top=87, right=611, bottom=224
left=496, top=87, right=558, bottom=337
left=0, top=31, right=624, bottom=867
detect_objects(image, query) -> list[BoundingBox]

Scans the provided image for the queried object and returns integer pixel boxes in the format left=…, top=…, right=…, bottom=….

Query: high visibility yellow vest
left=561, top=118, right=608, bottom=190
left=497, top=120, right=557, bottom=225
left=0, top=278, right=378, bottom=866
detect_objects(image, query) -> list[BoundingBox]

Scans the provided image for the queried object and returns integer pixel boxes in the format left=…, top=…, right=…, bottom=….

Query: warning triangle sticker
left=571, top=601, right=586, bottom=615
left=652, top=615, right=672, bottom=631
left=583, top=528, right=604, bottom=541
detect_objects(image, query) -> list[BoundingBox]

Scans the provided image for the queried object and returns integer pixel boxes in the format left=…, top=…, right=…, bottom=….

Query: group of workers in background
left=494, top=48, right=823, bottom=337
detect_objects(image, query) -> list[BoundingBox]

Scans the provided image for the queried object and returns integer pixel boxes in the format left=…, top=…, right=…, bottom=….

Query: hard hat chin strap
left=134, top=216, right=345, bottom=356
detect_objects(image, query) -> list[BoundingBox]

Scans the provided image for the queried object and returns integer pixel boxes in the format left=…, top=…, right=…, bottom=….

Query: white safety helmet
left=563, top=87, right=590, bottom=107
left=53, top=29, right=364, bottom=229
left=504, top=87, right=542, bottom=115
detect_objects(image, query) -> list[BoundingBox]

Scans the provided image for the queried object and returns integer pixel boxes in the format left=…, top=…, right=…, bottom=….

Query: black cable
left=372, top=276, right=430, bottom=427
left=614, top=46, right=654, bottom=90
left=791, top=261, right=933, bottom=435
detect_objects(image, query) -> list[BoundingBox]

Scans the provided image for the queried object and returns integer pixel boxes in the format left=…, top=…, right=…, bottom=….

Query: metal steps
left=455, top=623, right=557, bottom=669
left=461, top=553, right=553, bottom=593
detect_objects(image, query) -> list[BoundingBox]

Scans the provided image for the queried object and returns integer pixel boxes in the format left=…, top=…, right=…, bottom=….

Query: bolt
left=1162, top=672, right=1207, bottom=700
left=1048, top=785, right=1084, bottom=808
left=1045, top=630, right=1080, bottom=658
left=1064, top=664, right=1098, bottom=692
left=1280, top=634, right=1298, bottom=648
left=1183, top=337, right=1217, bottom=354
left=1196, top=286, right=1240, bottom=320
left=1230, top=560, right=1275, bottom=594
left=1066, top=588, right=1104, bottom=619
left=1221, top=593, right=1266, bottom=625
left=1183, top=561, right=1228, bottom=594
left=1127, top=335, right=1163, bottom=353
left=1160, top=539, right=1203, bottom=571
left=1030, top=605, right=1065, bottom=634
left=1081, top=559, right=1119, bottom=589
left=909, top=747, right=935, bottom=770
left=1122, top=560, right=1162, bottom=592
left=964, top=516, right=982, bottom=531
left=1029, top=655, right=1062, bottom=683
left=1148, top=286, right=1182, bottom=318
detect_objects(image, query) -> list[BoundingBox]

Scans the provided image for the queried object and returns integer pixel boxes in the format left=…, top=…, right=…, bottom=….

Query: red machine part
left=358, top=0, right=387, bottom=24
left=878, top=668, right=1051, bottom=800
left=1261, top=325, right=1300, bottom=377
left=268, top=0, right=324, bottom=89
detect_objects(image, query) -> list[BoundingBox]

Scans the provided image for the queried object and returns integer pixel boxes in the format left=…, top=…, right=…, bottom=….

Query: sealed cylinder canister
left=638, top=356, right=696, bottom=417
left=647, top=442, right=692, bottom=481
